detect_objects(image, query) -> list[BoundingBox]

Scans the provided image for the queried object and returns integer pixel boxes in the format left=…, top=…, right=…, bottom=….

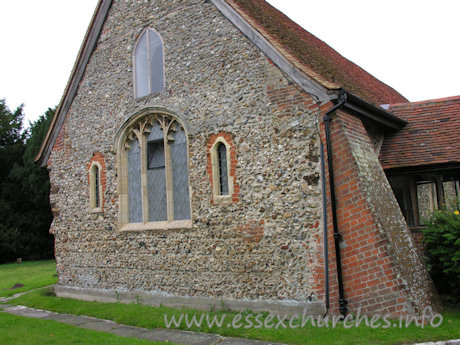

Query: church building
left=37, top=0, right=447, bottom=316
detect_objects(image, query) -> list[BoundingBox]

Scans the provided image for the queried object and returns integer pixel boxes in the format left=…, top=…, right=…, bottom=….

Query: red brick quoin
left=48, top=123, right=72, bottom=169
left=206, top=131, right=240, bottom=204
left=86, top=151, right=107, bottom=211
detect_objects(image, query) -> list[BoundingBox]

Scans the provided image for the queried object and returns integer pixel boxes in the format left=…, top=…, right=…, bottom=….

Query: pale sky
left=0, top=0, right=459, bottom=126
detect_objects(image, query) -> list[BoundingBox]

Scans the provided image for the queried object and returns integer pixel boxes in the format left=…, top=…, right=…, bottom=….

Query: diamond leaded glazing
left=171, top=126, right=191, bottom=220
left=147, top=121, right=167, bottom=221
left=124, top=114, right=191, bottom=225
left=128, top=139, right=142, bottom=223
left=134, top=29, right=164, bottom=98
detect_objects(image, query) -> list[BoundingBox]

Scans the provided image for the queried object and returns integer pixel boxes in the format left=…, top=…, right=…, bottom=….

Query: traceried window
left=134, top=28, right=164, bottom=98
left=117, top=112, right=191, bottom=230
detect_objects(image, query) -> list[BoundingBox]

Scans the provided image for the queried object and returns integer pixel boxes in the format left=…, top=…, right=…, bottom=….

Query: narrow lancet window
left=217, top=143, right=229, bottom=195
left=208, top=135, right=236, bottom=204
left=89, top=161, right=103, bottom=212
left=94, top=165, right=100, bottom=208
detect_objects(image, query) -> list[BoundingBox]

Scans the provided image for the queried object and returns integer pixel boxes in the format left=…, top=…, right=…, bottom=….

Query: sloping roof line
left=36, top=0, right=112, bottom=166
left=36, top=0, right=406, bottom=165
left=211, top=0, right=331, bottom=102
left=379, top=95, right=460, bottom=169
left=383, top=95, right=460, bottom=109
left=225, top=0, right=338, bottom=90
left=226, top=0, right=407, bottom=106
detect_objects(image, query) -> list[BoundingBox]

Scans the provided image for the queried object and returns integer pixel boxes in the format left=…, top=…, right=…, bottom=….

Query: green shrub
left=422, top=199, right=460, bottom=304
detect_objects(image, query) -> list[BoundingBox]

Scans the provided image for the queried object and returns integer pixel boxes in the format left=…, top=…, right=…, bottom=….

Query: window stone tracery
left=116, top=112, right=191, bottom=230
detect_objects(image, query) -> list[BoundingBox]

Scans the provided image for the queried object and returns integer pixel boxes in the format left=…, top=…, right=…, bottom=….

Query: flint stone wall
left=48, top=0, right=324, bottom=305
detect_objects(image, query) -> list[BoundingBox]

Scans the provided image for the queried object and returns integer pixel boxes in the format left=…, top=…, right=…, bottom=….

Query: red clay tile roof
left=379, top=96, right=460, bottom=169
left=226, top=0, right=408, bottom=105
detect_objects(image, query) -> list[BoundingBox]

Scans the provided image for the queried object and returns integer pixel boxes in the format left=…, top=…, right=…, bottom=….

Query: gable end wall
left=47, top=0, right=326, bottom=313
left=46, top=0, right=438, bottom=316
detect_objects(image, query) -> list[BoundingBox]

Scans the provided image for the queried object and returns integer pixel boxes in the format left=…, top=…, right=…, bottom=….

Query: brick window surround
left=87, top=152, right=106, bottom=213
left=207, top=132, right=239, bottom=204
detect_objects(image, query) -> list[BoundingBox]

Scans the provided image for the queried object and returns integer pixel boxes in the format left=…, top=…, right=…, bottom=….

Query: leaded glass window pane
left=149, top=32, right=164, bottom=94
left=145, top=122, right=167, bottom=221
left=146, top=120, right=164, bottom=142
left=123, top=115, right=191, bottom=226
left=134, top=32, right=149, bottom=98
left=134, top=29, right=164, bottom=98
left=94, top=166, right=100, bottom=208
left=148, top=141, right=165, bottom=169
left=218, top=143, right=229, bottom=195
left=170, top=126, right=191, bottom=220
left=147, top=161, right=167, bottom=222
left=128, top=139, right=142, bottom=223
left=147, top=141, right=167, bottom=221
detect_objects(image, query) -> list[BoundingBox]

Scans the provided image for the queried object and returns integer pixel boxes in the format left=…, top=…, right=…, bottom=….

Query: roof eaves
left=384, top=162, right=460, bottom=174
left=342, top=90, right=408, bottom=131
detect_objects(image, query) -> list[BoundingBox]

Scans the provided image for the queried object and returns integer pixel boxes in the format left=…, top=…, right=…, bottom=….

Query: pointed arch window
left=209, top=135, right=238, bottom=204
left=89, top=162, right=103, bottom=212
left=116, top=112, right=192, bottom=230
left=217, top=143, right=229, bottom=195
left=134, top=28, right=165, bottom=98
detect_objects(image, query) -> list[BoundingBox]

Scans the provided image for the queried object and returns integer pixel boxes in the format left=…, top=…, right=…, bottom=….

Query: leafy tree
left=0, top=100, right=26, bottom=183
left=423, top=199, right=460, bottom=305
left=0, top=100, right=54, bottom=263
left=0, top=99, right=25, bottom=148
left=23, top=108, right=53, bottom=163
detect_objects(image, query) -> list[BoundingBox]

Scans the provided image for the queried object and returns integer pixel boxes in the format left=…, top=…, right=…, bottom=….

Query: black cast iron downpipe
left=323, top=92, right=348, bottom=316
left=320, top=141, right=329, bottom=315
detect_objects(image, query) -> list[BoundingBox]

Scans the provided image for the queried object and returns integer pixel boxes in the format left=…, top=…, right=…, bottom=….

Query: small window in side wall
left=89, top=162, right=103, bottom=212
left=94, top=166, right=100, bottom=208
left=210, top=137, right=236, bottom=204
left=134, top=28, right=165, bottom=98
left=217, top=143, right=229, bottom=195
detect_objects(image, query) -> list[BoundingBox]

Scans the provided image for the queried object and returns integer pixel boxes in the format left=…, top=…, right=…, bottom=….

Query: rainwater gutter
left=323, top=91, right=348, bottom=316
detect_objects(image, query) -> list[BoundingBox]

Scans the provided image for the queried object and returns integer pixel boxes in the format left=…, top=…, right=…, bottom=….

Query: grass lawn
left=0, top=260, right=57, bottom=297
left=2, top=260, right=460, bottom=344
left=12, top=288, right=460, bottom=345
left=0, top=312, right=172, bottom=345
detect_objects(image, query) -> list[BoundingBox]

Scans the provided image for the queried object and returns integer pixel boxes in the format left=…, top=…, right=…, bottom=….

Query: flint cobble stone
left=48, top=0, right=322, bottom=304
